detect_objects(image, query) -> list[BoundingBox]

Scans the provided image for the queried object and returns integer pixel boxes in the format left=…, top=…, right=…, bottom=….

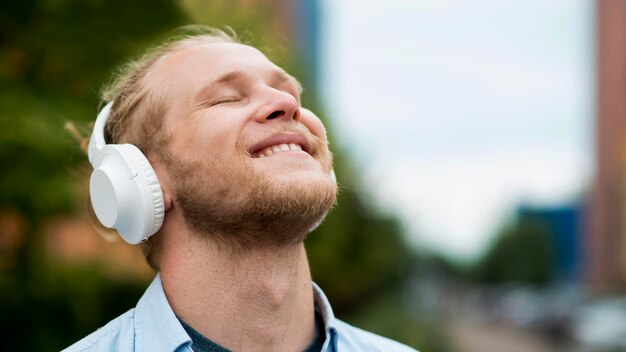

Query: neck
left=160, top=229, right=316, bottom=352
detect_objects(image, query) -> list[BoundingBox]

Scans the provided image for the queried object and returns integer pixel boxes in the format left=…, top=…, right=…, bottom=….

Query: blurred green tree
left=0, top=0, right=186, bottom=350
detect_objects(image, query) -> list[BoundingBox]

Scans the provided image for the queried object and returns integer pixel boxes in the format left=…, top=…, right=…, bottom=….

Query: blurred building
left=265, top=0, right=323, bottom=95
left=589, top=0, right=626, bottom=292
left=517, top=205, right=584, bottom=281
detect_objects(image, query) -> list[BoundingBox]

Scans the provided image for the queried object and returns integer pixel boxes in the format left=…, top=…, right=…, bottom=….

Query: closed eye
left=209, top=97, right=241, bottom=106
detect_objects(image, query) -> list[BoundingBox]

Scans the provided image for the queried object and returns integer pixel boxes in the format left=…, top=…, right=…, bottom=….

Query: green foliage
left=0, top=0, right=186, bottom=349
left=0, top=0, right=187, bottom=218
left=0, top=90, right=83, bottom=218
left=0, top=0, right=187, bottom=99
left=472, top=218, right=554, bottom=284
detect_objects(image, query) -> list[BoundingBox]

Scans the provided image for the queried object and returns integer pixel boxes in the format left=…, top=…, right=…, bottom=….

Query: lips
left=249, top=132, right=313, bottom=158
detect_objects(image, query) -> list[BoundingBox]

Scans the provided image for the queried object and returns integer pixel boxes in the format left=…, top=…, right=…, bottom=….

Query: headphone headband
left=88, top=101, right=114, bottom=165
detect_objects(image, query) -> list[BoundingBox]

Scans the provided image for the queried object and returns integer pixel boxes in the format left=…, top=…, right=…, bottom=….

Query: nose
left=254, top=88, right=300, bottom=123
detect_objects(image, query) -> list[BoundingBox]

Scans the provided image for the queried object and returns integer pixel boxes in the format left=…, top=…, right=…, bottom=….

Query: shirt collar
left=134, top=274, right=192, bottom=352
left=313, top=282, right=339, bottom=351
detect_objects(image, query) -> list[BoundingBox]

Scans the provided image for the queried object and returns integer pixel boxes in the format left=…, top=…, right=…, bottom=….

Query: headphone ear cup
left=89, top=144, right=165, bottom=244
left=125, top=145, right=165, bottom=235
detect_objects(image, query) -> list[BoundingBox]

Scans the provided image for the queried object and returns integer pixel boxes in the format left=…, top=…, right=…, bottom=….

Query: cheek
left=302, top=117, right=328, bottom=143
left=196, top=117, right=245, bottom=151
left=169, top=122, right=240, bottom=161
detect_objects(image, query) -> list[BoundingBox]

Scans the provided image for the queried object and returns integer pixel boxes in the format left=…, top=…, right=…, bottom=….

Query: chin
left=267, top=168, right=335, bottom=190
left=171, top=151, right=337, bottom=249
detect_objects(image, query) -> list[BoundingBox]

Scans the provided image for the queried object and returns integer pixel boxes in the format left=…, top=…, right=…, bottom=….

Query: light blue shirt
left=64, top=274, right=418, bottom=352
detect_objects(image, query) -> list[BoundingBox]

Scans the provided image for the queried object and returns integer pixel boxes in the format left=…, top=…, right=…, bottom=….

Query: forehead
left=155, top=42, right=287, bottom=95
left=167, top=42, right=270, bottom=72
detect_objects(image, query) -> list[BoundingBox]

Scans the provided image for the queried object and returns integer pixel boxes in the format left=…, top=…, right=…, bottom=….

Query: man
left=66, top=26, right=417, bottom=352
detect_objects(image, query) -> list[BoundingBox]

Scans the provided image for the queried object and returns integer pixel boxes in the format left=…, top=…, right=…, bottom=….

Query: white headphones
left=88, top=102, right=165, bottom=244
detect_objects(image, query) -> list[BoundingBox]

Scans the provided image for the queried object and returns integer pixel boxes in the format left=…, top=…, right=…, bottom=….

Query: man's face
left=153, top=42, right=337, bottom=248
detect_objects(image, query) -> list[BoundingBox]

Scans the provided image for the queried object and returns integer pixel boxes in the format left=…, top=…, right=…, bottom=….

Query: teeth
left=257, top=143, right=303, bottom=158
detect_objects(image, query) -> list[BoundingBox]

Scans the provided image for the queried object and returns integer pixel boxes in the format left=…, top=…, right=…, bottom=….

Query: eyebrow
left=194, top=69, right=303, bottom=104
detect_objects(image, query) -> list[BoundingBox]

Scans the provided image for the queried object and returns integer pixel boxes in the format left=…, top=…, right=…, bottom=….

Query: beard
left=166, top=136, right=337, bottom=251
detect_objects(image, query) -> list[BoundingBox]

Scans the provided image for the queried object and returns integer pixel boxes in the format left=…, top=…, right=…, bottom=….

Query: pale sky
left=320, top=0, right=593, bottom=260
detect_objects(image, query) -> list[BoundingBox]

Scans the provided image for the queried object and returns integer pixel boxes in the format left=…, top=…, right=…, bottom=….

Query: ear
left=150, top=157, right=175, bottom=212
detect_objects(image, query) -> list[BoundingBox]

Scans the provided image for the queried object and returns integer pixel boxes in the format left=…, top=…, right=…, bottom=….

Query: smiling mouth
left=255, top=143, right=305, bottom=158
left=249, top=132, right=314, bottom=158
